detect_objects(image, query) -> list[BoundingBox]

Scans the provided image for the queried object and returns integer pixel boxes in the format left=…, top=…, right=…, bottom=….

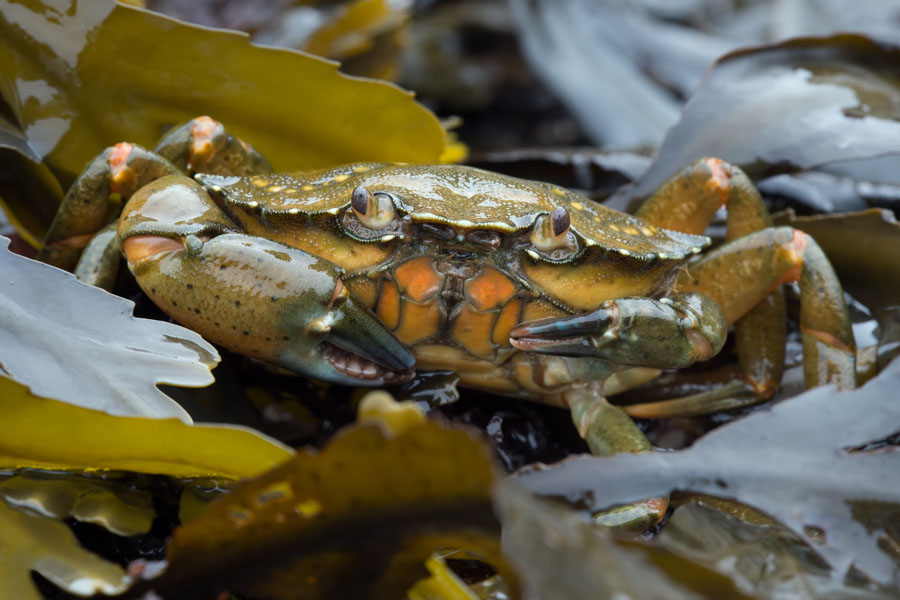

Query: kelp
left=496, top=481, right=752, bottom=600
left=0, top=497, right=129, bottom=600
left=517, top=357, right=900, bottom=586
left=0, top=375, right=292, bottom=479
left=0, top=236, right=217, bottom=421
left=0, top=471, right=150, bottom=599
left=619, top=34, right=900, bottom=204
left=0, top=113, right=61, bottom=247
left=0, top=471, right=154, bottom=537
left=124, top=395, right=515, bottom=599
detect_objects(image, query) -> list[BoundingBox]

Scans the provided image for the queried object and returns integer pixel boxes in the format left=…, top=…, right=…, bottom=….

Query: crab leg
left=676, top=226, right=856, bottom=387
left=39, top=144, right=182, bottom=271
left=119, top=177, right=415, bottom=386
left=40, top=116, right=272, bottom=275
left=517, top=226, right=856, bottom=417
left=152, top=116, right=272, bottom=176
left=637, top=158, right=787, bottom=401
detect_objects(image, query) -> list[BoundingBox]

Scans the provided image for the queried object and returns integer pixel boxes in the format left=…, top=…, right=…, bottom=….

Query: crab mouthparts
left=324, top=343, right=414, bottom=384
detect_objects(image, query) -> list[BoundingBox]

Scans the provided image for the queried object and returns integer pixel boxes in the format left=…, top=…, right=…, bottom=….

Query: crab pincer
left=510, top=293, right=727, bottom=369
left=123, top=232, right=415, bottom=387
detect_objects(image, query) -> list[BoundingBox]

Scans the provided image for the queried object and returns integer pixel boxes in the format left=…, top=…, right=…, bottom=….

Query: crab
left=41, top=117, right=857, bottom=527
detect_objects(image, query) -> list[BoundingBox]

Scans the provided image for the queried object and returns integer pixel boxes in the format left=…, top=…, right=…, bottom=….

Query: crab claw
left=509, top=310, right=614, bottom=357
left=313, top=282, right=417, bottom=385
left=511, top=294, right=726, bottom=369
left=123, top=231, right=415, bottom=387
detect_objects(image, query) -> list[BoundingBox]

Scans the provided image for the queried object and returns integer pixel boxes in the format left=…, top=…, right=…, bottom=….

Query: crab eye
left=531, top=206, right=571, bottom=250
left=551, top=206, right=570, bottom=237
left=351, top=185, right=371, bottom=215
left=350, top=186, right=396, bottom=229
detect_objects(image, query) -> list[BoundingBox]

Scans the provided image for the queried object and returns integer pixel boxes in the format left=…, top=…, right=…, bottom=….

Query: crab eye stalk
left=350, top=185, right=396, bottom=229
left=531, top=206, right=571, bottom=251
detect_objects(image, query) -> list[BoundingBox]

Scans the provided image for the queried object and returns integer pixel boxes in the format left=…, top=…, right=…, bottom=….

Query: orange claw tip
left=108, top=142, right=137, bottom=195
left=702, top=157, right=732, bottom=203
left=189, top=116, right=224, bottom=167
left=745, top=376, right=777, bottom=399
left=108, top=142, right=134, bottom=168
left=122, top=235, right=184, bottom=264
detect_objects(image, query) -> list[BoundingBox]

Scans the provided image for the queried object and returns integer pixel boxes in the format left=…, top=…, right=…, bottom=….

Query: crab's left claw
left=122, top=232, right=415, bottom=387
left=511, top=293, right=727, bottom=369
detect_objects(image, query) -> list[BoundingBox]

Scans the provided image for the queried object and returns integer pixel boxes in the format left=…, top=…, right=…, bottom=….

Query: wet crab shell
left=196, top=164, right=708, bottom=259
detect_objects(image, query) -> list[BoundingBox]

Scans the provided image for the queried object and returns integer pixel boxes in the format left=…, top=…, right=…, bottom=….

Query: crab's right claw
left=122, top=231, right=415, bottom=387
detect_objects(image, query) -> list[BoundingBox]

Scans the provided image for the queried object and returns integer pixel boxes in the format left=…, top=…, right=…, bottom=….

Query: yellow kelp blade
left=0, top=376, right=293, bottom=479
left=126, top=400, right=517, bottom=599
left=0, top=0, right=446, bottom=187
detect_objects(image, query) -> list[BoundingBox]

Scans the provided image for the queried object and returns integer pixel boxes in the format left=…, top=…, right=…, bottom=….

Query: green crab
left=41, top=117, right=857, bottom=527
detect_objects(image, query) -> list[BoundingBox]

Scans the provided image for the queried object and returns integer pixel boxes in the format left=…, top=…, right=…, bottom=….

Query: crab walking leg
left=678, top=226, right=856, bottom=389
left=636, top=157, right=787, bottom=401
left=73, top=223, right=121, bottom=290
left=39, top=144, right=182, bottom=271
left=40, top=116, right=272, bottom=274
left=565, top=386, right=667, bottom=530
left=152, top=116, right=272, bottom=176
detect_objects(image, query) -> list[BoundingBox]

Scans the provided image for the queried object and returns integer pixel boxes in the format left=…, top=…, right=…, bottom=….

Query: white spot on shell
left=691, top=246, right=702, bottom=254
left=248, top=201, right=259, bottom=209
left=658, top=252, right=668, bottom=259
left=617, top=248, right=631, bottom=256
left=526, top=249, right=540, bottom=260
left=288, top=208, right=300, bottom=215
